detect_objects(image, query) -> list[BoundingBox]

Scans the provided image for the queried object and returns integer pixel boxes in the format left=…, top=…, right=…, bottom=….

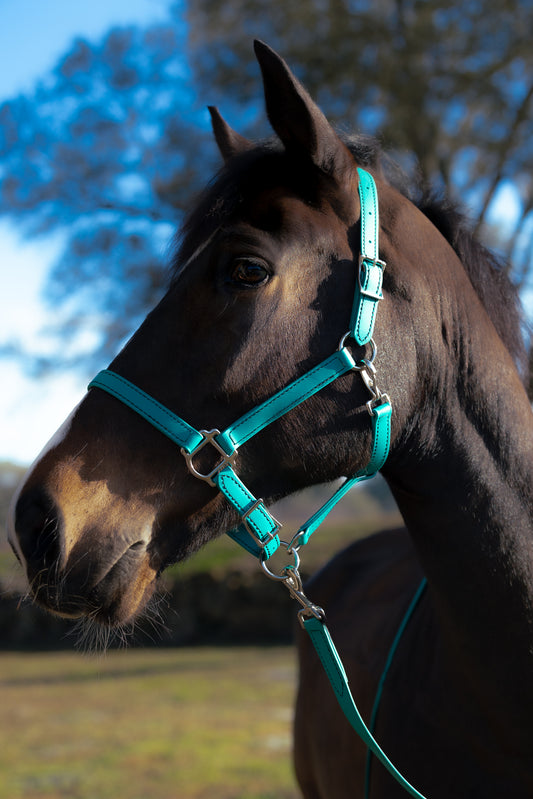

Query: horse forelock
left=170, top=142, right=286, bottom=283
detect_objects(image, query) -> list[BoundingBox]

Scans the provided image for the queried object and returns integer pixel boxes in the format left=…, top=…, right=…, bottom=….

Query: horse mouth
left=26, top=543, right=158, bottom=627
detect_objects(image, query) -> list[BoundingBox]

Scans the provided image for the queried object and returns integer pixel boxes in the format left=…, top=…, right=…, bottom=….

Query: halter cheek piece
left=88, top=169, right=427, bottom=799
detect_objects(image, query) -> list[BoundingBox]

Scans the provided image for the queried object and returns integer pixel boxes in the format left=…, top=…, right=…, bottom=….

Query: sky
left=0, top=0, right=172, bottom=465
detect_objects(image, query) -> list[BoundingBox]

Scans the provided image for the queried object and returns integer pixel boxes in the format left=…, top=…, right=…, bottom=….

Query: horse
left=7, top=40, right=533, bottom=798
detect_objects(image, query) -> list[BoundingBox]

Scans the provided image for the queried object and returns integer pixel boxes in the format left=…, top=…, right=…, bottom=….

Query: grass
left=0, top=647, right=300, bottom=799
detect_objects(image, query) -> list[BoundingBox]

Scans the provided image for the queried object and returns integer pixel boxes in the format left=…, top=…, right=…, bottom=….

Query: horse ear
left=208, top=106, right=252, bottom=162
left=253, top=40, right=355, bottom=182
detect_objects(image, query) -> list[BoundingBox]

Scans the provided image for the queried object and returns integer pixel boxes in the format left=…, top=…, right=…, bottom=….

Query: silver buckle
left=242, top=498, right=280, bottom=549
left=181, top=429, right=237, bottom=487
left=358, top=254, right=386, bottom=301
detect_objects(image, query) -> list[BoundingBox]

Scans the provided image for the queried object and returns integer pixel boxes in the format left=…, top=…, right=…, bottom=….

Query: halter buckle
left=242, top=499, right=280, bottom=549
left=181, top=429, right=237, bottom=487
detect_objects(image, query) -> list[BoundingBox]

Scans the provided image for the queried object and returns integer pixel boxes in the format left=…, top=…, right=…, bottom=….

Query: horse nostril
left=14, top=487, right=62, bottom=572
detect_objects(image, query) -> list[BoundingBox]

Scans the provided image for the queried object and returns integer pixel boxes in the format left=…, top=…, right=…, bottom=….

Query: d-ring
left=260, top=541, right=300, bottom=581
left=338, top=332, right=377, bottom=368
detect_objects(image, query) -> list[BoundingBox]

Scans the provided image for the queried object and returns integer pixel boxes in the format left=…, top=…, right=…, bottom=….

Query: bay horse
left=8, top=41, right=533, bottom=798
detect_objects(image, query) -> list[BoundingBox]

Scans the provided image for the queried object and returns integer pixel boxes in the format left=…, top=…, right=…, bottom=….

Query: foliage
left=0, top=0, right=532, bottom=371
left=0, top=18, right=218, bottom=371
left=186, top=0, right=533, bottom=250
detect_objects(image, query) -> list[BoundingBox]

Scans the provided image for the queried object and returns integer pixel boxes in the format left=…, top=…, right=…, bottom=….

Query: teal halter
left=88, top=168, right=428, bottom=798
left=88, top=167, right=391, bottom=564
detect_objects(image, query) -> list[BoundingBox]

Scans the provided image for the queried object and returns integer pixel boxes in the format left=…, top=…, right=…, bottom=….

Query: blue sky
left=0, top=0, right=172, bottom=465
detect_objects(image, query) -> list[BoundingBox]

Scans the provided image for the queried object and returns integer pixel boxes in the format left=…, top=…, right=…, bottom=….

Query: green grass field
left=0, top=647, right=300, bottom=799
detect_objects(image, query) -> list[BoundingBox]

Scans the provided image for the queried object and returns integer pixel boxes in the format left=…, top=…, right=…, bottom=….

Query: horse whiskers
left=65, top=584, right=171, bottom=654
left=69, top=613, right=117, bottom=654
left=136, top=589, right=172, bottom=644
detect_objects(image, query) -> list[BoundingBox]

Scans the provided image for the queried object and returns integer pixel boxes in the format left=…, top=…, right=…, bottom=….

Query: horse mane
left=174, top=133, right=529, bottom=386
left=416, top=193, right=528, bottom=384
left=342, top=134, right=529, bottom=385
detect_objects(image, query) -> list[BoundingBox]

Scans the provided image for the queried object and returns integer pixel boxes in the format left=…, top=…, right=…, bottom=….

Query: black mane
left=417, top=193, right=528, bottom=382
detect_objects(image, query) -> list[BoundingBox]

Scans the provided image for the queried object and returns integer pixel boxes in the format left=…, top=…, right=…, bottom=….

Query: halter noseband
left=88, top=168, right=391, bottom=564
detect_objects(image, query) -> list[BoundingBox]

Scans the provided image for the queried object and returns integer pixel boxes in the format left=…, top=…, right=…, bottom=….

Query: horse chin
left=22, top=532, right=159, bottom=629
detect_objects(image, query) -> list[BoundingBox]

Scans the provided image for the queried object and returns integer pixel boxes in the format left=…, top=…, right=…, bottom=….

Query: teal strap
left=365, top=578, right=428, bottom=798
left=303, top=615, right=427, bottom=799
left=215, top=466, right=280, bottom=559
left=367, top=401, right=392, bottom=473
left=217, top=348, right=355, bottom=452
left=293, top=400, right=392, bottom=548
left=350, top=169, right=385, bottom=346
left=88, top=370, right=204, bottom=453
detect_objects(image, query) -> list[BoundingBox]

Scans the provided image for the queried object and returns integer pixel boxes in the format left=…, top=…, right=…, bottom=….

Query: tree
left=0, top=19, right=218, bottom=371
left=186, top=0, right=533, bottom=269
left=0, top=0, right=531, bottom=373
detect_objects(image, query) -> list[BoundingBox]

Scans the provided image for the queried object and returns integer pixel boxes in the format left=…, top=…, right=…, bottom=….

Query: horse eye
left=231, top=259, right=270, bottom=287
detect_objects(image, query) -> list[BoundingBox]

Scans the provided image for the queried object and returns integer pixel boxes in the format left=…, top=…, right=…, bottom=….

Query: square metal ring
left=181, top=429, right=237, bottom=487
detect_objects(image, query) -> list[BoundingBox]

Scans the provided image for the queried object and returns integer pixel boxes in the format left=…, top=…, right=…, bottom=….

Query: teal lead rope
left=364, top=577, right=428, bottom=798
left=302, top=579, right=428, bottom=799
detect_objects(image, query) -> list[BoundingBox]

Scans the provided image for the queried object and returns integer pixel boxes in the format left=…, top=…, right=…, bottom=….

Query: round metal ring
left=365, top=337, right=378, bottom=364
left=338, top=330, right=354, bottom=352
left=338, top=333, right=377, bottom=369
left=260, top=540, right=300, bottom=581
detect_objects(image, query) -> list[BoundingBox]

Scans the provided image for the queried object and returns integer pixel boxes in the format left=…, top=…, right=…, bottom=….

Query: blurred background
left=0, top=0, right=531, bottom=796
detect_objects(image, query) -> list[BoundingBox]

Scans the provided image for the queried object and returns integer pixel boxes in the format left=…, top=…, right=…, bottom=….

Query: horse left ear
left=254, top=40, right=356, bottom=184
left=208, top=106, right=252, bottom=162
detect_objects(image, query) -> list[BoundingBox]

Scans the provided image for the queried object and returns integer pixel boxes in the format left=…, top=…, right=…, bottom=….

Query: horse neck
left=385, top=304, right=533, bottom=725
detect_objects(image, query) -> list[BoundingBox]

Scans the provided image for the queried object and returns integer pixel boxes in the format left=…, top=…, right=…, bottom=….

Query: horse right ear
left=253, top=40, right=356, bottom=185
left=208, top=106, right=252, bottom=162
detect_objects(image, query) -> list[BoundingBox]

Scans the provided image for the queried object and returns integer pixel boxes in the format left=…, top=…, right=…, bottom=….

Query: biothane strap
left=292, top=400, right=391, bottom=549
left=216, top=348, right=354, bottom=452
left=88, top=353, right=391, bottom=560
left=364, top=578, right=428, bottom=798
left=88, top=168, right=389, bottom=561
left=304, top=608, right=427, bottom=799
left=351, top=167, right=386, bottom=346
left=88, top=369, right=204, bottom=452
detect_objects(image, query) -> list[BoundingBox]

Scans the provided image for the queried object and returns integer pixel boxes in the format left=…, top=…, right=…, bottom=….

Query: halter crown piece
left=88, top=170, right=427, bottom=799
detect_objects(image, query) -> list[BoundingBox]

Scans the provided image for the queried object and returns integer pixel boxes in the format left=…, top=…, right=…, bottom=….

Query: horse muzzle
left=9, top=479, right=158, bottom=626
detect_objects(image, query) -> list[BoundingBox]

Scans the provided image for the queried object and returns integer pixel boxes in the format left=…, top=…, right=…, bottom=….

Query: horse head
left=8, top=42, right=522, bottom=633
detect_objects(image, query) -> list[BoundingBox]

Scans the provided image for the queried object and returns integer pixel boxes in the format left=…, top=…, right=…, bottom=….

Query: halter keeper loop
left=358, top=254, right=386, bottom=302
left=242, top=499, right=280, bottom=549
